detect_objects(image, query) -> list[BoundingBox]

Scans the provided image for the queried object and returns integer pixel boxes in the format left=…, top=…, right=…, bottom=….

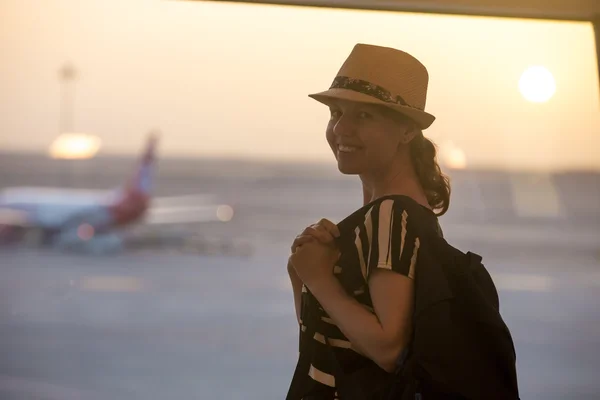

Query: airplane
left=0, top=132, right=235, bottom=255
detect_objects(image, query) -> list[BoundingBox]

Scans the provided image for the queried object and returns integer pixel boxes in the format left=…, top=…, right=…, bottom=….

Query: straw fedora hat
left=309, top=44, right=435, bottom=129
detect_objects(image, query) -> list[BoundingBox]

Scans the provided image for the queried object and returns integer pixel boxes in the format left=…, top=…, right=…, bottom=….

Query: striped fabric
left=298, top=198, right=437, bottom=399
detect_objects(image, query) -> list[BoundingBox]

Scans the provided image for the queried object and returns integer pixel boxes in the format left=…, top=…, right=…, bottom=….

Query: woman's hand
left=290, top=218, right=340, bottom=253
left=290, top=240, right=340, bottom=288
left=289, top=218, right=341, bottom=289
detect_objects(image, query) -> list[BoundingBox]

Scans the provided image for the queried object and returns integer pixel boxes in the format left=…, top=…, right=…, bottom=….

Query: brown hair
left=409, top=130, right=451, bottom=216
left=374, top=105, right=451, bottom=215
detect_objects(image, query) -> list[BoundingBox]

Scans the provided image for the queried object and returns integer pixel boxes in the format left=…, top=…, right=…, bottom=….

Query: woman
left=286, top=44, right=450, bottom=399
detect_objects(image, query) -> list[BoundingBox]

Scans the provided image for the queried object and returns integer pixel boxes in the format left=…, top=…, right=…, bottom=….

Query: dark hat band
left=330, top=76, right=423, bottom=111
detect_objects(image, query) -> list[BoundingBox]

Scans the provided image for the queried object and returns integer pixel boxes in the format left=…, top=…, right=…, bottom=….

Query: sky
left=0, top=0, right=599, bottom=171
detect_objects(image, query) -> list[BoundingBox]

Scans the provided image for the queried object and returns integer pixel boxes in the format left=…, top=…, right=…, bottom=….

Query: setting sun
left=519, top=66, right=556, bottom=103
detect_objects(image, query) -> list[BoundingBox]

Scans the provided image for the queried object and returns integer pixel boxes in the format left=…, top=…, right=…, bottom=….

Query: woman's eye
left=330, top=109, right=341, bottom=119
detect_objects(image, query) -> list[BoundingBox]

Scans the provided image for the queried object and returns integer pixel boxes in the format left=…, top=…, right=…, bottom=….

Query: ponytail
left=409, top=131, right=451, bottom=216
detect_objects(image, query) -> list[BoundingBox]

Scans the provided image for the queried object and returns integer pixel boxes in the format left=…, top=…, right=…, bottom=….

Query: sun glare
left=439, top=141, right=467, bottom=170
left=49, top=133, right=102, bottom=160
left=519, top=66, right=556, bottom=103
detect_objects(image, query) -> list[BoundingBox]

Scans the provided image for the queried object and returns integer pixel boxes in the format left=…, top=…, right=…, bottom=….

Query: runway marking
left=79, top=276, right=146, bottom=292
left=509, top=173, right=563, bottom=218
left=0, top=375, right=101, bottom=400
left=493, top=273, right=555, bottom=292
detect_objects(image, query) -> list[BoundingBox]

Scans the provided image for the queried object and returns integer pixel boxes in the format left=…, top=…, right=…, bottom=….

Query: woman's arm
left=306, top=269, right=414, bottom=372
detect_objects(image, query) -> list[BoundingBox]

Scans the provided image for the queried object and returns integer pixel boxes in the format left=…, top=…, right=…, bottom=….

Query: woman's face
left=325, top=99, right=412, bottom=175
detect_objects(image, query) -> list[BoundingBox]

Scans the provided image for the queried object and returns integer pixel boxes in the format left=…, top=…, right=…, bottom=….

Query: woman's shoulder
left=336, top=194, right=441, bottom=237
left=371, top=194, right=433, bottom=213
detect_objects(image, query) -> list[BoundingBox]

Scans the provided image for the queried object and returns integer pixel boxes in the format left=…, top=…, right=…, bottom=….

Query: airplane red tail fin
left=128, top=130, right=159, bottom=196
left=108, top=131, right=159, bottom=225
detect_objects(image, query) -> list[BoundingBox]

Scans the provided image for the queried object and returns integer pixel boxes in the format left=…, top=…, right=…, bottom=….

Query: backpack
left=287, top=196, right=520, bottom=400
left=395, top=198, right=520, bottom=400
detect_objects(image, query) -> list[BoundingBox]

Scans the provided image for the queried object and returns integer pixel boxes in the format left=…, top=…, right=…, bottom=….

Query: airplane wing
left=0, top=193, right=233, bottom=228
left=0, top=187, right=114, bottom=206
left=142, top=194, right=235, bottom=225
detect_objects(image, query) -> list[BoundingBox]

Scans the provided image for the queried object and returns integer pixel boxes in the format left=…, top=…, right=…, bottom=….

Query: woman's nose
left=332, top=115, right=355, bottom=137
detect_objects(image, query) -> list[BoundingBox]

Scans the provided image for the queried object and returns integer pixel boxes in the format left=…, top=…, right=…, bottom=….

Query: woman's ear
left=400, top=124, right=418, bottom=145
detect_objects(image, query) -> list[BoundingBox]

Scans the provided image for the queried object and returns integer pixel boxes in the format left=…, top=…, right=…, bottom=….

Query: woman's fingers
left=304, top=225, right=335, bottom=244
left=317, top=218, right=340, bottom=238
left=291, top=234, right=315, bottom=253
left=291, top=219, right=340, bottom=253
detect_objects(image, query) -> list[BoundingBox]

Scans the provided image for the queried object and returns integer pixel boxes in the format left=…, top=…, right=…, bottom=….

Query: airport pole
left=594, top=16, right=600, bottom=97
left=58, top=63, right=77, bottom=187
left=58, top=64, right=76, bottom=139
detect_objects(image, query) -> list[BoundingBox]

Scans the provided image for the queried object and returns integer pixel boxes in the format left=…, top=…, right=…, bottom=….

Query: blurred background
left=0, top=0, right=599, bottom=399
